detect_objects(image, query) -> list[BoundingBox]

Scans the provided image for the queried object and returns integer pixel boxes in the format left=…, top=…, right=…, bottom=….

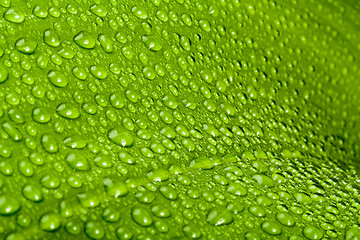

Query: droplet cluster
left=0, top=0, right=360, bottom=239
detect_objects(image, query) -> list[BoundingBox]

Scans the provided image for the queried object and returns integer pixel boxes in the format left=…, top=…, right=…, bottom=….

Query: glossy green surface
left=0, top=0, right=360, bottom=239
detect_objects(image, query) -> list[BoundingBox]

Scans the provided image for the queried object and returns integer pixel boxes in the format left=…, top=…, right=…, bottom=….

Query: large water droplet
left=0, top=195, right=21, bottom=215
left=207, top=207, right=233, bottom=226
left=132, top=207, right=152, bottom=226
left=56, top=103, right=80, bottom=119
left=47, top=70, right=68, bottom=87
left=108, top=128, right=134, bottom=147
left=15, top=38, right=37, bottom=54
left=4, top=8, right=25, bottom=23
left=73, top=31, right=96, bottom=49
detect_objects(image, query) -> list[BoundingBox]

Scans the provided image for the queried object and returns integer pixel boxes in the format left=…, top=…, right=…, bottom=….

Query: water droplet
left=15, top=38, right=37, bottom=55
left=32, top=107, right=51, bottom=123
left=102, top=207, right=120, bottom=222
left=56, top=103, right=80, bottom=119
left=16, top=214, right=31, bottom=227
left=47, top=70, right=68, bottom=87
left=39, top=213, right=61, bottom=232
left=303, top=226, right=324, bottom=240
left=118, top=151, right=136, bottom=165
left=142, top=36, right=163, bottom=52
left=93, top=155, right=113, bottom=168
left=66, top=152, right=90, bottom=171
left=0, top=0, right=10, bottom=8
left=131, top=6, right=148, bottom=19
left=103, top=178, right=128, bottom=197
left=0, top=195, right=21, bottom=215
left=2, top=122, right=22, bottom=141
left=159, top=186, right=178, bottom=200
left=0, top=143, right=11, bottom=158
left=151, top=205, right=171, bottom=218
left=276, top=212, right=295, bottom=227
left=346, top=228, right=360, bottom=240
left=41, top=134, right=58, bottom=153
left=199, top=19, right=211, bottom=32
left=261, top=221, right=282, bottom=235
left=41, top=174, right=61, bottom=189
left=32, top=5, right=48, bottom=18
left=85, top=221, right=105, bottom=239
left=63, top=135, right=87, bottom=149
left=22, top=184, right=43, bottom=202
left=147, top=169, right=169, bottom=182
left=116, top=227, right=133, bottom=240
left=183, top=224, right=202, bottom=239
left=43, top=29, right=60, bottom=47
left=252, top=174, right=274, bottom=188
left=121, top=46, right=134, bottom=59
left=226, top=202, right=245, bottom=214
left=67, top=175, right=83, bottom=188
left=72, top=66, right=87, bottom=80
left=98, top=34, right=113, bottom=53
left=294, top=192, right=312, bottom=205
left=249, top=205, right=266, bottom=217
left=73, top=31, right=96, bottom=49
left=227, top=182, right=247, bottom=196
left=132, top=207, right=152, bottom=226
left=4, top=8, right=25, bottom=23
left=77, top=192, right=100, bottom=208
left=108, top=128, right=134, bottom=147
left=65, top=220, right=81, bottom=235
left=190, top=156, right=215, bottom=170
left=90, top=4, right=108, bottom=17
left=207, top=207, right=233, bottom=226
left=154, top=220, right=169, bottom=233
left=142, top=66, right=156, bottom=80
left=18, top=160, right=34, bottom=177
left=0, top=64, right=9, bottom=83
left=90, top=65, right=108, bottom=80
